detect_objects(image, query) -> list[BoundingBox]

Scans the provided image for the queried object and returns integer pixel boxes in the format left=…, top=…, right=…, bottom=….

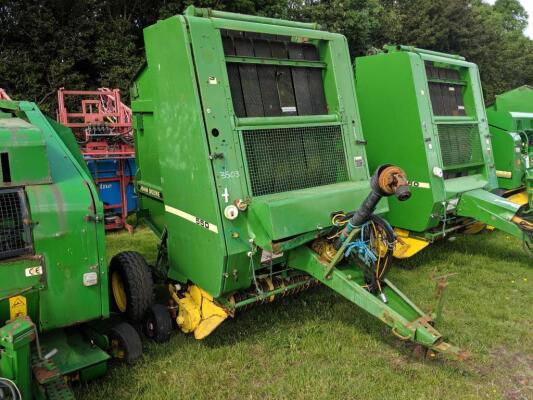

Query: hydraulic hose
left=335, top=164, right=411, bottom=249
left=0, top=378, right=22, bottom=400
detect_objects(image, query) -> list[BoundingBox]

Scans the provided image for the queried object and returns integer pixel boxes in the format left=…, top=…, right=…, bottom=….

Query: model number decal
left=164, top=205, right=219, bottom=234
left=219, top=170, right=240, bottom=179
left=195, top=217, right=210, bottom=230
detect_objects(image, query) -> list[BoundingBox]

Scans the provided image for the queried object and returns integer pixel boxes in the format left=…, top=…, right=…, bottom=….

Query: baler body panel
left=0, top=117, right=51, bottom=185
left=0, top=101, right=107, bottom=332
left=133, top=12, right=383, bottom=297
left=356, top=48, right=497, bottom=234
left=486, top=86, right=533, bottom=195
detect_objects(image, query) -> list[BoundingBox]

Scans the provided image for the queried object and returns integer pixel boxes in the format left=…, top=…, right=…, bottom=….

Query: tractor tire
left=144, top=304, right=173, bottom=343
left=109, top=251, right=153, bottom=323
left=108, top=321, right=143, bottom=364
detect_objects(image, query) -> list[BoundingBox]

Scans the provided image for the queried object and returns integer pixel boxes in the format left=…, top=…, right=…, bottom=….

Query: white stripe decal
left=164, top=205, right=219, bottom=234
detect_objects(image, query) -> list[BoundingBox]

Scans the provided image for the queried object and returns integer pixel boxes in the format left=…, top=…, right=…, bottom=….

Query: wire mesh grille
left=0, top=189, right=31, bottom=260
left=437, top=124, right=483, bottom=168
left=242, top=125, right=349, bottom=196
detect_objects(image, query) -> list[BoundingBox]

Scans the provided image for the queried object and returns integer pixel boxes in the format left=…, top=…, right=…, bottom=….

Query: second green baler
left=355, top=45, right=533, bottom=258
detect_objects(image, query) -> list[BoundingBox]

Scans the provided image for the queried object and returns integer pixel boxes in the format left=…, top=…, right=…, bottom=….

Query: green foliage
left=494, top=0, right=529, bottom=32
left=0, top=0, right=532, bottom=112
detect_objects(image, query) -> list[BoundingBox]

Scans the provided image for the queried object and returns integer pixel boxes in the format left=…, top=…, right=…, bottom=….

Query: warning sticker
left=9, top=296, right=27, bottom=320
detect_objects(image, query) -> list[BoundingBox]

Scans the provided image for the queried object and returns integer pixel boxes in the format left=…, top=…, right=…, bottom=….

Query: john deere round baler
left=487, top=86, right=533, bottom=211
left=355, top=46, right=533, bottom=258
left=111, top=7, right=466, bottom=360
left=0, top=100, right=141, bottom=399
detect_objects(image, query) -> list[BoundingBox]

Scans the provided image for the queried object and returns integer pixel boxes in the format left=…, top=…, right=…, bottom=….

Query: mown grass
left=78, top=228, right=532, bottom=400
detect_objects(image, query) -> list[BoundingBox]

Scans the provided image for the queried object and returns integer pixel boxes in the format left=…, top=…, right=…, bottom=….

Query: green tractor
left=0, top=100, right=142, bottom=399
left=355, top=45, right=533, bottom=258
left=486, top=86, right=533, bottom=211
left=112, top=7, right=466, bottom=359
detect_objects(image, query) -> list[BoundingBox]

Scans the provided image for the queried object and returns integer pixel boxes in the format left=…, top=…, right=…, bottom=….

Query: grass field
left=77, top=227, right=532, bottom=400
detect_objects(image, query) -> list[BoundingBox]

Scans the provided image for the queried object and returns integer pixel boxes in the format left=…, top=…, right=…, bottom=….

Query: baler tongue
left=287, top=165, right=466, bottom=358
left=457, top=189, right=533, bottom=248
left=288, top=246, right=467, bottom=359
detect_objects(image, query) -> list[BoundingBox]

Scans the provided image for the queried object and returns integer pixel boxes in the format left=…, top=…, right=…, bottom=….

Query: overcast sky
left=485, top=0, right=533, bottom=38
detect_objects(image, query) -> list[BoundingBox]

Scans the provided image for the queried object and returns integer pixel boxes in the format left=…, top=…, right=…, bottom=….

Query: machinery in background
left=113, top=7, right=467, bottom=360
left=0, top=89, right=11, bottom=100
left=57, top=88, right=137, bottom=231
left=355, top=46, right=533, bottom=258
left=486, top=85, right=533, bottom=210
left=0, top=99, right=141, bottom=399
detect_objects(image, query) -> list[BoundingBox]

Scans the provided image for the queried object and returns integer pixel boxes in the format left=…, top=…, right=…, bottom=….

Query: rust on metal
left=33, top=362, right=60, bottom=384
left=378, top=165, right=409, bottom=195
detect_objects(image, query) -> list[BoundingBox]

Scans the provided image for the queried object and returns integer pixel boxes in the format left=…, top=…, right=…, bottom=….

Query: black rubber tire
left=109, top=251, right=153, bottom=322
left=108, top=322, right=143, bottom=364
left=144, top=304, right=173, bottom=343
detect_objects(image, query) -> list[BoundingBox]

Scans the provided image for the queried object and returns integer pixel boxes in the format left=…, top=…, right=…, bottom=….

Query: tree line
left=0, top=0, right=531, bottom=114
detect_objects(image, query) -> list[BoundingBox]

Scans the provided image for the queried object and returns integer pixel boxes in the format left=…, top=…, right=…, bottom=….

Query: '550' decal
left=164, top=205, right=219, bottom=234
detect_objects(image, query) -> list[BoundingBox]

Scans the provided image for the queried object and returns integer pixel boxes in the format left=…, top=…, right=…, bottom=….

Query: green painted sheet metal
left=46, top=117, right=91, bottom=177
left=248, top=181, right=382, bottom=245
left=487, top=86, right=533, bottom=194
left=0, top=101, right=107, bottom=331
left=287, top=246, right=453, bottom=351
left=39, top=330, right=109, bottom=378
left=0, top=317, right=34, bottom=399
left=0, top=100, right=114, bottom=399
left=457, top=189, right=523, bottom=237
left=0, top=116, right=51, bottom=186
left=133, top=7, right=378, bottom=297
left=355, top=46, right=504, bottom=236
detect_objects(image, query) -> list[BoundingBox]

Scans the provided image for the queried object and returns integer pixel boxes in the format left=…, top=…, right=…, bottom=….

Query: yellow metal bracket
left=392, top=228, right=430, bottom=259
left=506, top=190, right=529, bottom=207
left=171, top=285, right=229, bottom=340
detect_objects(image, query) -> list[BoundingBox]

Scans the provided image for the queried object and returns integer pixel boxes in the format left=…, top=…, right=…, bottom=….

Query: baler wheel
left=109, top=251, right=154, bottom=322
left=144, top=304, right=173, bottom=343
left=108, top=322, right=143, bottom=364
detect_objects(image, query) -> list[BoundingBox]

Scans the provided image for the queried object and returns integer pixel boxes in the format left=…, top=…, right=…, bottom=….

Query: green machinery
left=355, top=46, right=533, bottom=258
left=0, top=100, right=141, bottom=399
left=486, top=85, right=533, bottom=210
left=118, top=7, right=466, bottom=359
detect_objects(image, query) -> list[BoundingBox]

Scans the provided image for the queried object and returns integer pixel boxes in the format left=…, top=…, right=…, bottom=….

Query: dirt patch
left=488, top=347, right=533, bottom=400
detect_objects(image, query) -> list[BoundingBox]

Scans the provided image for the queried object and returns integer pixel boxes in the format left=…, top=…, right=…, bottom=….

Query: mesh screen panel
left=0, top=189, right=31, bottom=260
left=242, top=125, right=349, bottom=196
left=437, top=124, right=483, bottom=168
